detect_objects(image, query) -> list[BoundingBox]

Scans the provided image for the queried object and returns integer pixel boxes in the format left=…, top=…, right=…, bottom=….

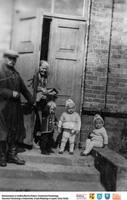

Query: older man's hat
left=3, top=49, right=19, bottom=58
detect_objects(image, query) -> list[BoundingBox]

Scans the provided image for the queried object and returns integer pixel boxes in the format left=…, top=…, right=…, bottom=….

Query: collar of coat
left=0, top=63, right=19, bottom=82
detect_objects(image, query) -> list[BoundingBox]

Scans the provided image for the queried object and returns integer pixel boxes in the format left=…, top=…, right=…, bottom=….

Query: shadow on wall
left=108, top=135, right=121, bottom=153
left=105, top=118, right=127, bottom=153
left=119, top=122, right=127, bottom=153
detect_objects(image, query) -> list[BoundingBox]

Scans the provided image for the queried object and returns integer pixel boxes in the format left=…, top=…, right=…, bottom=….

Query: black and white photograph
left=0, top=0, right=127, bottom=194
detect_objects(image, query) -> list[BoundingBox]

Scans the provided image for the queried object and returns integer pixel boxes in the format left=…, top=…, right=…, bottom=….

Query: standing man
left=0, top=50, right=34, bottom=167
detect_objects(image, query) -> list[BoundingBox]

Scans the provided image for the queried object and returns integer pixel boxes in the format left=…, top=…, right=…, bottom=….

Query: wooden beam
left=82, top=108, right=127, bottom=118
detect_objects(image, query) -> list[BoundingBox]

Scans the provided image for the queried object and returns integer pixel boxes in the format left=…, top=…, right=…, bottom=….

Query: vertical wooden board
left=48, top=18, right=86, bottom=118
left=11, top=10, right=42, bottom=145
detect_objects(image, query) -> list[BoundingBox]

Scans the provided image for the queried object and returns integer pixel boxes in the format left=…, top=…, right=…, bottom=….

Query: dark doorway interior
left=40, top=17, right=52, bottom=61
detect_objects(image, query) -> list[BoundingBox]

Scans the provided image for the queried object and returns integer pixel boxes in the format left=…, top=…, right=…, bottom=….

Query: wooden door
left=48, top=18, right=86, bottom=117
left=11, top=10, right=42, bottom=145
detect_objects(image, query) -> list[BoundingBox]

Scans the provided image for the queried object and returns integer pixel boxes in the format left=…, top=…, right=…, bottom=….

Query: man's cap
left=3, top=50, right=19, bottom=58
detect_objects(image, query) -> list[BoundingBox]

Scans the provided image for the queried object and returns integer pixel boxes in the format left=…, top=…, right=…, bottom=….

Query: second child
left=58, top=99, right=81, bottom=155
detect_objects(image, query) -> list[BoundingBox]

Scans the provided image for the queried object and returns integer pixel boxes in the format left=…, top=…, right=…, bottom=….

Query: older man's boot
left=7, top=145, right=25, bottom=165
left=0, top=141, right=7, bottom=167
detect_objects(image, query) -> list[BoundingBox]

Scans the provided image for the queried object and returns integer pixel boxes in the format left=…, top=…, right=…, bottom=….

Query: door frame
left=39, top=9, right=87, bottom=116
left=11, top=9, right=87, bottom=112
left=10, top=9, right=88, bottom=146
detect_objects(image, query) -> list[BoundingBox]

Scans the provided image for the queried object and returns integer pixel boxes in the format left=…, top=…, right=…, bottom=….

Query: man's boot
left=7, top=145, right=25, bottom=165
left=0, top=141, right=7, bottom=167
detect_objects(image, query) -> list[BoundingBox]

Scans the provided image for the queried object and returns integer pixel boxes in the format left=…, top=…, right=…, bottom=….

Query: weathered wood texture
left=48, top=19, right=86, bottom=117
left=0, top=0, right=13, bottom=58
left=92, top=147, right=127, bottom=191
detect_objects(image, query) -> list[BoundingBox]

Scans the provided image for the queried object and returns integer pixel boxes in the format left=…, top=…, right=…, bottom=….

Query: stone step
left=0, top=177, right=105, bottom=191
left=0, top=161, right=100, bottom=182
left=0, top=149, right=104, bottom=191
left=18, top=148, right=94, bottom=167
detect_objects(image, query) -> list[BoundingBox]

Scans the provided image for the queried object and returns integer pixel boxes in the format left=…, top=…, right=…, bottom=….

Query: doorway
left=40, top=16, right=86, bottom=118
left=11, top=11, right=86, bottom=145
left=40, top=17, right=52, bottom=61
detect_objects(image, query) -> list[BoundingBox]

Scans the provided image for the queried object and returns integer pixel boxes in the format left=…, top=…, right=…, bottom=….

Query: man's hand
left=13, top=91, right=20, bottom=98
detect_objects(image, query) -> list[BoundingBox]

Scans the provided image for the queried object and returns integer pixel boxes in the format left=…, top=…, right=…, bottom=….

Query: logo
left=97, top=194, right=102, bottom=200
left=112, top=193, right=121, bottom=200
left=105, top=193, right=110, bottom=199
left=89, top=193, right=95, bottom=200
left=76, top=194, right=87, bottom=200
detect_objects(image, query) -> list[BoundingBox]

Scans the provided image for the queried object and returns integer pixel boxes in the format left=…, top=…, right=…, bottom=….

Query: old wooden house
left=0, top=0, right=127, bottom=153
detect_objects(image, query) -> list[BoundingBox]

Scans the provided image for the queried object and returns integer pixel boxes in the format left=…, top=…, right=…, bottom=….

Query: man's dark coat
left=0, top=62, right=33, bottom=143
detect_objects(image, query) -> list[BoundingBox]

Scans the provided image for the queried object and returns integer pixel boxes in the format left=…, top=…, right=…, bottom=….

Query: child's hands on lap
left=70, top=130, right=79, bottom=135
left=74, top=130, right=80, bottom=135
left=71, top=129, right=75, bottom=135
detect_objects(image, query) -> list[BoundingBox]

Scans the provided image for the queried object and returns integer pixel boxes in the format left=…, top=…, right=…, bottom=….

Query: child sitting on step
left=80, top=114, right=108, bottom=156
left=58, top=99, right=81, bottom=155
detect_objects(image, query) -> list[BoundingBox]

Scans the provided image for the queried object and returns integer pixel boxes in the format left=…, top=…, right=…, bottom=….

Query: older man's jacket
left=0, top=62, right=34, bottom=143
